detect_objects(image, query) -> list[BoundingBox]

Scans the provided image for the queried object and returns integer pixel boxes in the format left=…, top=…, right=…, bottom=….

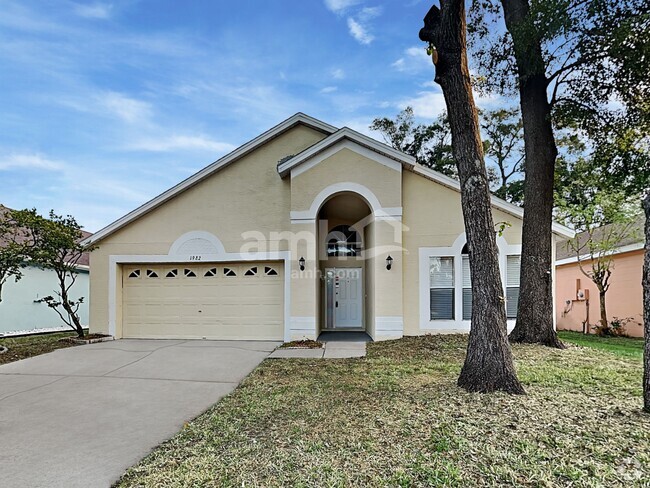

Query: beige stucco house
left=84, top=113, right=573, bottom=342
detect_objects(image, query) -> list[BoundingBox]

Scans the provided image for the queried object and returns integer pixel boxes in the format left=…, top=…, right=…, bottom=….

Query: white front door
left=327, top=268, right=363, bottom=328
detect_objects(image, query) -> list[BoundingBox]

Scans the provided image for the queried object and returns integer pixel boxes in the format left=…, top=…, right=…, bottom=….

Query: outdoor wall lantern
left=386, top=255, right=393, bottom=271
left=299, top=256, right=305, bottom=271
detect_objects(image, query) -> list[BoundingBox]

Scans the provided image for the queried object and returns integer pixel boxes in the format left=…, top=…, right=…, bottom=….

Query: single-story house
left=0, top=205, right=91, bottom=335
left=83, top=113, right=573, bottom=341
left=555, top=217, right=645, bottom=337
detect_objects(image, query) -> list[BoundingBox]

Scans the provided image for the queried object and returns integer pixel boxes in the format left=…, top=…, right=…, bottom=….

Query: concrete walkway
left=269, top=340, right=367, bottom=359
left=0, top=339, right=279, bottom=488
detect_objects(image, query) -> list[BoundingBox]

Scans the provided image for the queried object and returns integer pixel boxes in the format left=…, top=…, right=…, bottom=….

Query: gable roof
left=556, top=215, right=644, bottom=261
left=83, top=113, right=336, bottom=245
left=409, top=165, right=575, bottom=238
left=276, top=125, right=574, bottom=238
left=83, top=113, right=574, bottom=245
left=277, top=127, right=416, bottom=178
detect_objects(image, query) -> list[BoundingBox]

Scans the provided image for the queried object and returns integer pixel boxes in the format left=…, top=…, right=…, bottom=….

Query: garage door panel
left=123, top=262, right=283, bottom=340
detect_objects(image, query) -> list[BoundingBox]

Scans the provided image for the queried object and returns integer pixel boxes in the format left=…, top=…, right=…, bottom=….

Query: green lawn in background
left=558, top=330, right=644, bottom=358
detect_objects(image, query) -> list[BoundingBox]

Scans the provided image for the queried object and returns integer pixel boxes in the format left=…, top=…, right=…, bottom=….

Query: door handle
left=335, top=301, right=338, bottom=307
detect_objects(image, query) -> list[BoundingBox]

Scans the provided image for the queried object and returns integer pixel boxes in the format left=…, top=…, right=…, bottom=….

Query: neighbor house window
left=462, top=253, right=472, bottom=320
left=506, top=255, right=521, bottom=319
left=430, top=257, right=454, bottom=320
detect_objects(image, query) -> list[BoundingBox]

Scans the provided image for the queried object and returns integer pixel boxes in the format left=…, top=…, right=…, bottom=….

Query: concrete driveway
left=0, top=339, right=279, bottom=488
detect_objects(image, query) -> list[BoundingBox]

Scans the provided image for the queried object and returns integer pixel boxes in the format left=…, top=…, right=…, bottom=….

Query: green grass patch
left=0, top=332, right=77, bottom=364
left=117, top=334, right=649, bottom=487
left=559, top=330, right=644, bottom=358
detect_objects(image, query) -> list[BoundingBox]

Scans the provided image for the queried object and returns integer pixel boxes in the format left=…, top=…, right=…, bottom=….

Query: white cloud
left=332, top=68, right=345, bottom=80
left=347, top=17, right=374, bottom=45
left=127, top=135, right=235, bottom=153
left=392, top=46, right=431, bottom=73
left=397, top=91, right=447, bottom=119
left=398, top=90, right=504, bottom=120
left=346, top=6, right=381, bottom=45
left=324, top=0, right=362, bottom=14
left=73, top=3, right=113, bottom=19
left=358, top=6, right=382, bottom=20
left=96, top=92, right=152, bottom=124
left=0, top=153, right=65, bottom=171
left=320, top=86, right=338, bottom=94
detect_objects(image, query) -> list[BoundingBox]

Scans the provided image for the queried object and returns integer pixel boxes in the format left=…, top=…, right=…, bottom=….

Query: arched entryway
left=317, top=192, right=373, bottom=336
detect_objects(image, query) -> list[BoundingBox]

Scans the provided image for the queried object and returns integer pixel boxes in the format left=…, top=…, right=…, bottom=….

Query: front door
left=324, top=268, right=363, bottom=329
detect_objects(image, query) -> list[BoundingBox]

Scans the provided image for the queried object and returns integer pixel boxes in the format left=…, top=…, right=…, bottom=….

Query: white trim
left=418, top=233, right=521, bottom=331
left=290, top=206, right=402, bottom=224
left=278, top=127, right=415, bottom=178
left=168, top=231, right=226, bottom=256
left=555, top=241, right=645, bottom=266
left=82, top=113, right=336, bottom=246
left=290, top=139, right=403, bottom=179
left=375, top=316, right=404, bottom=332
left=409, top=165, right=575, bottom=239
left=289, top=316, right=317, bottom=339
left=291, top=182, right=384, bottom=221
left=107, top=251, right=291, bottom=340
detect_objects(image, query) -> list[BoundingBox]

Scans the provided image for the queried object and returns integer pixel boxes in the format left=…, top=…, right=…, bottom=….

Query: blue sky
left=0, top=0, right=500, bottom=232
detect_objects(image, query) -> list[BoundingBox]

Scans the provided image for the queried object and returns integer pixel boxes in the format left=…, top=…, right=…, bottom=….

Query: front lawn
left=118, top=335, right=649, bottom=487
left=0, top=332, right=77, bottom=365
left=559, top=330, right=644, bottom=358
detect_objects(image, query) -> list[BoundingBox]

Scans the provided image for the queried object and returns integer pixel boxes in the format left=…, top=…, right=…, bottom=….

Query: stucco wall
left=401, top=170, right=524, bottom=336
left=0, top=266, right=89, bottom=333
left=290, top=145, right=402, bottom=211
left=555, top=250, right=644, bottom=337
left=89, top=124, right=327, bottom=335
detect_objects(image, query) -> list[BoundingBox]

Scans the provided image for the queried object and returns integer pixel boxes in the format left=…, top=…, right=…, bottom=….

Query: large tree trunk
left=643, top=194, right=649, bottom=413
left=500, top=0, right=564, bottom=349
left=419, top=1, right=525, bottom=394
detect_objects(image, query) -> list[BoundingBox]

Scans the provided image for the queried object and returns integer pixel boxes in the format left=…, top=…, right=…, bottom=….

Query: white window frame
left=429, top=256, right=456, bottom=321
left=419, top=233, right=521, bottom=332
left=505, top=254, right=521, bottom=319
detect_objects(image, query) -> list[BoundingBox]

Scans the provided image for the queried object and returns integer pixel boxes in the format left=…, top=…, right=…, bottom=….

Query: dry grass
left=0, top=332, right=77, bottom=364
left=117, top=334, right=649, bottom=487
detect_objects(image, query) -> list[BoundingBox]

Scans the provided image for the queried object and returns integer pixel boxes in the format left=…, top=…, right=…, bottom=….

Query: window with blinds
left=462, top=255, right=472, bottom=320
left=506, top=255, right=521, bottom=319
left=430, top=257, right=454, bottom=320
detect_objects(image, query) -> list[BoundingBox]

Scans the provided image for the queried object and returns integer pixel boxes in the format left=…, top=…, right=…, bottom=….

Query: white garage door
left=122, top=262, right=284, bottom=340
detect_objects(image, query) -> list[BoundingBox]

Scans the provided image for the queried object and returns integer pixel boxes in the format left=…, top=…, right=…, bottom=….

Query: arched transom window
left=325, top=225, right=362, bottom=257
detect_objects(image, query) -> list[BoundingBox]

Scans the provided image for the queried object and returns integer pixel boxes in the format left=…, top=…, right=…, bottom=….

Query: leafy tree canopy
left=371, top=106, right=526, bottom=204
left=469, top=0, right=650, bottom=196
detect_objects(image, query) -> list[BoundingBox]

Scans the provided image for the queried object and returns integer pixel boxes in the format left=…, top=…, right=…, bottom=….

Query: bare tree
left=568, top=217, right=641, bottom=333
left=419, top=1, right=524, bottom=394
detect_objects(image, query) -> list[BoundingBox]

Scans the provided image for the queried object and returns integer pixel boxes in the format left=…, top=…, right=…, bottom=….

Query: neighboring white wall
left=0, top=266, right=90, bottom=333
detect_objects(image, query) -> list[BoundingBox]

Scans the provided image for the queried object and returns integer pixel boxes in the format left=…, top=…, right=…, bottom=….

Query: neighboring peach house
left=555, top=218, right=645, bottom=337
left=82, top=113, right=573, bottom=342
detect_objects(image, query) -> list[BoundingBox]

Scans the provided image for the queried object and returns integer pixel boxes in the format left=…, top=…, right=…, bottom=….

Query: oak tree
left=419, top=1, right=524, bottom=394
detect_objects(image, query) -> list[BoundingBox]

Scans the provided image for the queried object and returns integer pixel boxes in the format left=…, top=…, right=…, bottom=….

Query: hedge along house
left=83, top=114, right=573, bottom=342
